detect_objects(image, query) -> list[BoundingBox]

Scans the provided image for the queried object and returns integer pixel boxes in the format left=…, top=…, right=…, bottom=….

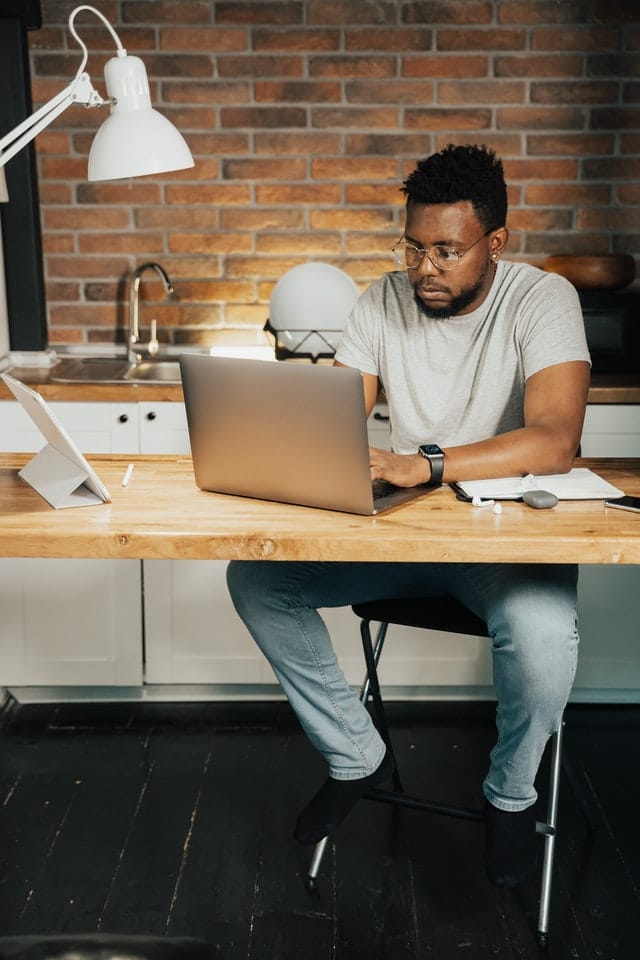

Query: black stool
left=305, top=597, right=563, bottom=947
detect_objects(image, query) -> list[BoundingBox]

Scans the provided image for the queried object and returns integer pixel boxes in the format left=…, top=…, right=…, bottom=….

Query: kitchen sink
left=50, top=357, right=182, bottom=384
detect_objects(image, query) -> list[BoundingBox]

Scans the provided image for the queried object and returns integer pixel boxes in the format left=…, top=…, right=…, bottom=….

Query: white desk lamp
left=0, top=3, right=194, bottom=190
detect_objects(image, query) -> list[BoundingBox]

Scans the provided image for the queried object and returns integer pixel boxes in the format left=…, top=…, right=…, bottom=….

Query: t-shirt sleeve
left=334, top=282, right=381, bottom=376
left=517, top=271, right=591, bottom=379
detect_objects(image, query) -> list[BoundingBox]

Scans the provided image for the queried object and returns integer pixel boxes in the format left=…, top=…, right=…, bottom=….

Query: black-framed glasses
left=392, top=227, right=494, bottom=272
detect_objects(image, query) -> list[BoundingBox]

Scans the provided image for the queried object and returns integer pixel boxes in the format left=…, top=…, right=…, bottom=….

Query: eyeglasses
left=392, top=227, right=494, bottom=272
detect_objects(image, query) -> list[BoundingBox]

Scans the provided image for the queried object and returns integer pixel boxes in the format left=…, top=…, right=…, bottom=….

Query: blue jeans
left=226, top=561, right=579, bottom=812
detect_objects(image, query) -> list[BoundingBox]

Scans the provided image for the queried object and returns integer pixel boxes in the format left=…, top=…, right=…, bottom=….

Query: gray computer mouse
left=522, top=489, right=559, bottom=509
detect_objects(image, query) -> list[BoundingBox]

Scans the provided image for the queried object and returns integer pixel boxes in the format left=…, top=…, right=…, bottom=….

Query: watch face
left=421, top=444, right=443, bottom=456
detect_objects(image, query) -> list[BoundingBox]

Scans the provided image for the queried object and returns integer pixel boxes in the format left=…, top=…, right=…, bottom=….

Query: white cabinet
left=138, top=401, right=190, bottom=454
left=0, top=399, right=143, bottom=687
left=581, top=405, right=640, bottom=457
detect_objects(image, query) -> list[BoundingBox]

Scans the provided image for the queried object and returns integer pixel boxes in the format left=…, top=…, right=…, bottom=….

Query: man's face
left=402, top=200, right=505, bottom=319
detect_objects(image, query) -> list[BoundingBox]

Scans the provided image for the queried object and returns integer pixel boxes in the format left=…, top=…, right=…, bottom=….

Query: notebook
left=2, top=372, right=111, bottom=508
left=179, top=355, right=434, bottom=516
left=453, top=468, right=624, bottom=502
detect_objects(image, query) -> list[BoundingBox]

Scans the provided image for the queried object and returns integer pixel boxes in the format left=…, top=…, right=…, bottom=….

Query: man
left=227, top=144, right=590, bottom=887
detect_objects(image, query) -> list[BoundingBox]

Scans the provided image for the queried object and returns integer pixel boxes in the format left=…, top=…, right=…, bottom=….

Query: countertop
left=1, top=367, right=639, bottom=404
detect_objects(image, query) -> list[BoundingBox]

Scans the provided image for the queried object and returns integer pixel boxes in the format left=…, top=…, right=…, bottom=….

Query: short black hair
left=402, top=144, right=507, bottom=231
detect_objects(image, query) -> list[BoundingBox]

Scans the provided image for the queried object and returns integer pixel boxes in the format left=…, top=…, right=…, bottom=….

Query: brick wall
left=27, top=0, right=640, bottom=350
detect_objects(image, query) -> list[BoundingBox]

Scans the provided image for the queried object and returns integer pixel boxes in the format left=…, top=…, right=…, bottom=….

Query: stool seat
left=352, top=597, right=487, bottom=636
left=0, top=936, right=219, bottom=960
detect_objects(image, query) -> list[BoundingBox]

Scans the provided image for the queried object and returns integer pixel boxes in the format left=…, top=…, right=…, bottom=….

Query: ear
left=489, top=226, right=509, bottom=261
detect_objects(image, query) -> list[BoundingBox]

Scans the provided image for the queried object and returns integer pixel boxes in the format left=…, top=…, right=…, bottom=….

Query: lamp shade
left=87, top=53, right=194, bottom=181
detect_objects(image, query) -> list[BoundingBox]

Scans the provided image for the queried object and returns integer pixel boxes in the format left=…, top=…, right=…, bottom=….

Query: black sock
left=294, top=748, right=394, bottom=845
left=484, top=799, right=538, bottom=887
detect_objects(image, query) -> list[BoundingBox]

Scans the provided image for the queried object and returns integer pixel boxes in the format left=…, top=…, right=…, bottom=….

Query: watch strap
left=418, top=444, right=445, bottom=486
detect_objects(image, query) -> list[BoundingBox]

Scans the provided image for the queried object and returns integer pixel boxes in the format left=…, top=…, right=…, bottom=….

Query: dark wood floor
left=0, top=696, right=638, bottom=959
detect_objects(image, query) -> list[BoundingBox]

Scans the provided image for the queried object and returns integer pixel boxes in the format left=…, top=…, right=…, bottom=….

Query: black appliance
left=579, top=289, right=640, bottom=373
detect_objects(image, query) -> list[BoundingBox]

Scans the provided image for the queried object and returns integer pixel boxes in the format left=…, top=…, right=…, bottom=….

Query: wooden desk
left=1, top=455, right=639, bottom=565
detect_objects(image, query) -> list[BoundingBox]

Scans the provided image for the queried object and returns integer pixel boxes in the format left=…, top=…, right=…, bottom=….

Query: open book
left=453, top=467, right=625, bottom=502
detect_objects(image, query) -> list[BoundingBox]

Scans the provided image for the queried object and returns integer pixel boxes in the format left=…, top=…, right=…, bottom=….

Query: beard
left=413, top=261, right=494, bottom=319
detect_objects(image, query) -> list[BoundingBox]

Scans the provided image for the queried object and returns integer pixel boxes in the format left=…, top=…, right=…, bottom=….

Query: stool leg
left=360, top=619, right=403, bottom=793
left=306, top=619, right=396, bottom=889
left=536, top=722, right=563, bottom=946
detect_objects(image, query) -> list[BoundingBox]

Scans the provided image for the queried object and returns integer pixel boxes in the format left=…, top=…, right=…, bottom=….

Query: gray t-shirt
left=335, top=259, right=590, bottom=454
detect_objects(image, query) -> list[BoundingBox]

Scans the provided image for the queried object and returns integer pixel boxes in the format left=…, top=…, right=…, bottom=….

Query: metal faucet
left=128, top=262, right=175, bottom=364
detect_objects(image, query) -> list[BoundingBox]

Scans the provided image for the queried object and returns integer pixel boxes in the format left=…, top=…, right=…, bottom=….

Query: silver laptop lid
left=180, top=355, right=376, bottom=515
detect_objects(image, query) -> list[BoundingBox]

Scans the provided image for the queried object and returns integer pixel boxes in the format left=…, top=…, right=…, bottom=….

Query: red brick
left=618, top=184, right=640, bottom=203
left=437, top=28, right=526, bottom=51
left=42, top=234, right=75, bottom=254
left=175, top=280, right=256, bottom=302
left=168, top=232, right=254, bottom=254
left=160, top=27, right=247, bottom=52
left=403, top=55, right=488, bottom=78
left=162, top=81, right=251, bottom=104
left=135, top=208, right=220, bottom=229
left=583, top=157, right=640, bottom=179
left=404, top=107, right=492, bottom=130
left=346, top=232, right=399, bottom=255
left=76, top=183, right=162, bottom=205
left=311, top=209, right=396, bottom=230
left=220, top=106, right=307, bottom=128
left=255, top=233, right=341, bottom=255
left=183, top=133, right=250, bottom=154
left=578, top=209, right=640, bottom=230
left=527, top=133, right=615, bottom=155
left=499, top=1, right=588, bottom=24
left=495, top=54, right=583, bottom=78
left=312, top=158, right=399, bottom=180
left=497, top=106, right=584, bottom=129
left=49, top=305, right=124, bottom=327
left=79, top=233, right=165, bottom=254
left=163, top=259, right=224, bottom=280
left=46, top=256, right=132, bottom=278
left=404, top=1, right=493, bottom=25
left=346, top=80, right=435, bottom=104
left=507, top=209, right=573, bottom=231
left=45, top=281, right=80, bottom=301
left=525, top=184, right=612, bottom=206
left=502, top=158, right=579, bottom=181
left=123, top=3, right=212, bottom=25
left=346, top=27, right=432, bottom=51
left=40, top=157, right=91, bottom=180
left=309, top=55, right=396, bottom=78
left=255, top=81, right=342, bottom=103
left=308, top=1, right=397, bottom=25
left=531, top=80, right=620, bottom=105
left=216, top=2, right=304, bottom=25
left=253, top=28, right=340, bottom=52
left=219, top=208, right=305, bottom=230
left=345, top=133, right=437, bottom=156
left=346, top=184, right=406, bottom=206
left=44, top=209, right=130, bottom=230
left=254, top=131, right=341, bottom=155
left=255, top=184, right=340, bottom=204
left=218, top=55, right=303, bottom=78
left=439, top=80, right=525, bottom=104
left=83, top=282, right=122, bottom=302
left=531, top=27, right=621, bottom=52
left=37, top=184, right=73, bottom=204
left=165, top=184, right=251, bottom=204
left=223, top=158, right=308, bottom=180
left=225, top=256, right=314, bottom=279
left=312, top=106, right=400, bottom=128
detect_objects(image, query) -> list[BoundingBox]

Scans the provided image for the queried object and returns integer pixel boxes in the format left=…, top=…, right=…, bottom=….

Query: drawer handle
left=118, top=413, right=129, bottom=423
left=373, top=412, right=390, bottom=422
left=146, top=411, right=156, bottom=421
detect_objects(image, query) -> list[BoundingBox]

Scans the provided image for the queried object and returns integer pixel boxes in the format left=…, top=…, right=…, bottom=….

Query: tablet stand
left=19, top=443, right=104, bottom=508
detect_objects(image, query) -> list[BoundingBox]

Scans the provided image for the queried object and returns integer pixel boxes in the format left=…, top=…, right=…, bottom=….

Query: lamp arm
left=0, top=74, right=106, bottom=170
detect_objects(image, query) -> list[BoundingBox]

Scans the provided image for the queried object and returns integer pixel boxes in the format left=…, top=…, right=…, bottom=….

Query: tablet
left=2, top=372, right=111, bottom=508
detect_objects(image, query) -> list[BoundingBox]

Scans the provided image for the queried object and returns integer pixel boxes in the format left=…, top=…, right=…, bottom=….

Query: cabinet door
left=0, top=399, right=142, bottom=689
left=138, top=401, right=190, bottom=454
left=143, top=559, right=273, bottom=685
left=581, top=405, right=640, bottom=457
left=0, top=558, right=142, bottom=686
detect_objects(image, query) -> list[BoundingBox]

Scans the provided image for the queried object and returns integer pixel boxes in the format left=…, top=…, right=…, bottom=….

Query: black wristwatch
left=418, top=443, right=445, bottom=487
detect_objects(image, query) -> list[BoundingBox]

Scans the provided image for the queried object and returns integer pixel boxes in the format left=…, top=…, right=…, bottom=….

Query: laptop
left=179, top=355, right=433, bottom=515
left=2, top=372, right=111, bottom=508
